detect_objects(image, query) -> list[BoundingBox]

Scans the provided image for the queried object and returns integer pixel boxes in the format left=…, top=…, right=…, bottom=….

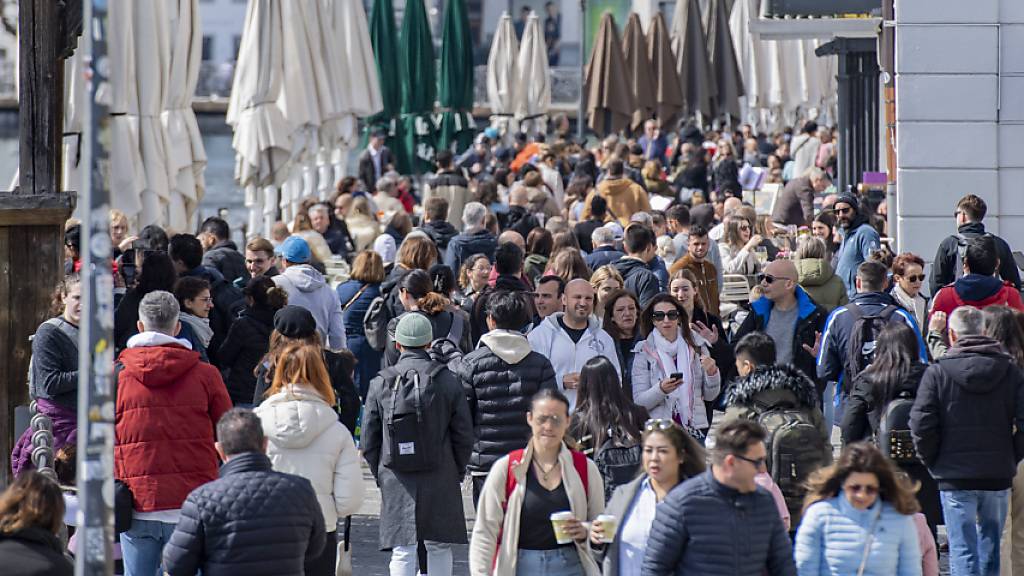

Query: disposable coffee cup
left=550, top=511, right=575, bottom=544
left=596, top=514, right=617, bottom=543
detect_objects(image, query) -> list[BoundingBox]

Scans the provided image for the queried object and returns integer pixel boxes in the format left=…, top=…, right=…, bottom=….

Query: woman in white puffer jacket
left=255, top=342, right=365, bottom=576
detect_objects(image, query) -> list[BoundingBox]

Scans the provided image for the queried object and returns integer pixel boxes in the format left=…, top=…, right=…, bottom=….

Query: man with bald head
left=733, top=258, right=828, bottom=391
left=527, top=278, right=620, bottom=409
left=497, top=230, right=526, bottom=253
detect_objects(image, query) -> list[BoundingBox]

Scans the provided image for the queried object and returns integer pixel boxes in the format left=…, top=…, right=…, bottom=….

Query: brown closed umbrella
left=585, top=12, right=634, bottom=136
left=647, top=13, right=685, bottom=131
left=671, top=0, right=716, bottom=124
left=706, top=0, right=745, bottom=120
left=622, top=13, right=656, bottom=134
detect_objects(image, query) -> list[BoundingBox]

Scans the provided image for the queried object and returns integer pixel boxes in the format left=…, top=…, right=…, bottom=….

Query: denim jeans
left=515, top=547, right=584, bottom=576
left=390, top=541, right=452, bottom=576
left=942, top=489, right=1011, bottom=576
left=119, top=519, right=177, bottom=576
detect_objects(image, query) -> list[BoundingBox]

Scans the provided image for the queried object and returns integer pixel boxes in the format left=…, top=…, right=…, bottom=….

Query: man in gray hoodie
left=272, top=236, right=346, bottom=350
left=458, top=291, right=557, bottom=504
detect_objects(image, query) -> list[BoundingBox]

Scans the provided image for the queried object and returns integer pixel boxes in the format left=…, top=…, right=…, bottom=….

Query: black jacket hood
left=940, top=335, right=1014, bottom=394
left=421, top=220, right=459, bottom=247
left=727, top=363, right=819, bottom=409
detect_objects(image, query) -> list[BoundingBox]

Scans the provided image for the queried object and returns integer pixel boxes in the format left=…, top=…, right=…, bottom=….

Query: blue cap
left=276, top=236, right=311, bottom=264
left=483, top=127, right=499, bottom=140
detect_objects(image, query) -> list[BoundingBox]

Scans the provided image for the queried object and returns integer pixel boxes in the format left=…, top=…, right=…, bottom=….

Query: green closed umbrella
left=369, top=0, right=410, bottom=174
left=400, top=0, right=437, bottom=174
left=438, top=0, right=475, bottom=154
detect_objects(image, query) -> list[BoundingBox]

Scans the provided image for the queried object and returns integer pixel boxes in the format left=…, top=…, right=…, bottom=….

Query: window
left=202, top=36, right=214, bottom=62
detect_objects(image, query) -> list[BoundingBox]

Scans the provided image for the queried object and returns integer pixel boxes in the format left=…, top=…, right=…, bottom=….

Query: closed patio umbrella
left=438, top=0, right=475, bottom=154
left=622, top=12, right=655, bottom=134
left=162, top=0, right=207, bottom=232
left=486, top=12, right=519, bottom=142
left=400, top=0, right=437, bottom=175
left=647, top=13, right=684, bottom=131
left=514, top=13, right=551, bottom=136
left=706, top=0, right=745, bottom=121
left=584, top=12, right=633, bottom=136
left=671, top=0, right=715, bottom=124
left=227, top=0, right=291, bottom=237
left=369, top=0, right=410, bottom=175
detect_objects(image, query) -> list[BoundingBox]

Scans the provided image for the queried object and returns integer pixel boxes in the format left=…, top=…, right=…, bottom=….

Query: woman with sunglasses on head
left=568, top=357, right=649, bottom=501
left=470, top=389, right=605, bottom=576
left=718, top=216, right=763, bottom=276
left=890, top=253, right=928, bottom=330
left=795, top=442, right=926, bottom=576
left=588, top=420, right=706, bottom=576
left=631, top=294, right=721, bottom=442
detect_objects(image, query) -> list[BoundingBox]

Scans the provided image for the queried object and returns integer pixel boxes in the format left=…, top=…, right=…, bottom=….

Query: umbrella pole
left=577, top=0, right=586, bottom=142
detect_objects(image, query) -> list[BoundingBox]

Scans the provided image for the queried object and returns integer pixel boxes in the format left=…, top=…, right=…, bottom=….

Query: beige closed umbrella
left=647, top=13, right=684, bottom=131
left=671, top=0, right=715, bottom=125
left=163, top=0, right=208, bottom=232
left=585, top=12, right=633, bottom=136
left=622, top=12, right=655, bottom=134
left=227, top=0, right=292, bottom=238
left=513, top=13, right=551, bottom=136
left=486, top=11, right=519, bottom=142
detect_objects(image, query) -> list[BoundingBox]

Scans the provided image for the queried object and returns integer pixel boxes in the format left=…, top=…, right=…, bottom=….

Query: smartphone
left=670, top=372, right=683, bottom=380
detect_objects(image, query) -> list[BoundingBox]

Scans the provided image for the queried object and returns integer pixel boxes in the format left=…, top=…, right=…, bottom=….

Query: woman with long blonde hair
left=255, top=342, right=365, bottom=576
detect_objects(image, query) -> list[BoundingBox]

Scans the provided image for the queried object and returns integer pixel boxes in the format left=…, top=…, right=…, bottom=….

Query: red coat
left=115, top=343, right=231, bottom=513
left=931, top=280, right=1024, bottom=318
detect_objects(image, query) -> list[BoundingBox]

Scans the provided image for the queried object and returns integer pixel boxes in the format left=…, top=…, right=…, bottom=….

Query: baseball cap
left=276, top=236, right=311, bottom=264
left=395, top=313, right=433, bottom=348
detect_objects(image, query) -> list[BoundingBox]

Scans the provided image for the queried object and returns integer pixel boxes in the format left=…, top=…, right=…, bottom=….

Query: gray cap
left=395, top=313, right=433, bottom=348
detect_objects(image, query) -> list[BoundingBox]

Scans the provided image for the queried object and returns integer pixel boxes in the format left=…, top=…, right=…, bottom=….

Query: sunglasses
left=758, top=274, right=792, bottom=285
left=835, top=206, right=854, bottom=215
left=902, top=274, right=925, bottom=282
left=652, top=310, right=680, bottom=321
left=844, top=483, right=880, bottom=496
left=532, top=414, right=564, bottom=426
left=644, top=418, right=678, bottom=431
left=733, top=454, right=767, bottom=469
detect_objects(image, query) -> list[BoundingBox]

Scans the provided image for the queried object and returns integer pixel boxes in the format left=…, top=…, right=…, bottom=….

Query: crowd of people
left=3, top=117, right=1024, bottom=576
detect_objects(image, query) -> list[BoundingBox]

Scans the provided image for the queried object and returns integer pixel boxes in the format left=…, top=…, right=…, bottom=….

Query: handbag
left=856, top=506, right=883, bottom=576
left=336, top=516, right=352, bottom=576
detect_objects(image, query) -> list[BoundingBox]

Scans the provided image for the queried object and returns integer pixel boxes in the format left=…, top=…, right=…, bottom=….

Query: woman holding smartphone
left=631, top=294, right=721, bottom=441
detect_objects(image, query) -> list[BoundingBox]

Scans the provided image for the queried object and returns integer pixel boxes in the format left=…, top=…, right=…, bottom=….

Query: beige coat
left=469, top=442, right=605, bottom=576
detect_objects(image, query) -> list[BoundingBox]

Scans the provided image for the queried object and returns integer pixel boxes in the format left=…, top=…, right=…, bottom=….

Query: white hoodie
left=273, top=264, right=347, bottom=350
left=254, top=384, right=364, bottom=527
left=526, top=313, right=621, bottom=409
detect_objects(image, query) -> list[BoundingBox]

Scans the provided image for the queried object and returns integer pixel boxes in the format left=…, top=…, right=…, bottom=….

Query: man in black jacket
left=199, top=217, right=249, bottom=286
left=930, top=194, right=1021, bottom=295
left=424, top=150, right=471, bottom=232
left=418, top=196, right=459, bottom=252
left=163, top=408, right=325, bottom=576
left=459, top=291, right=557, bottom=503
left=357, top=129, right=394, bottom=192
left=643, top=419, right=796, bottom=576
left=612, top=224, right=661, bottom=309
left=911, top=306, right=1024, bottom=576
left=574, top=194, right=608, bottom=253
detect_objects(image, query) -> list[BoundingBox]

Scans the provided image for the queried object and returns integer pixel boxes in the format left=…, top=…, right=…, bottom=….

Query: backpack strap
left=447, top=312, right=464, bottom=346
left=878, top=304, right=900, bottom=321
left=343, top=283, right=370, bottom=312
left=571, top=450, right=589, bottom=496
left=845, top=302, right=865, bottom=322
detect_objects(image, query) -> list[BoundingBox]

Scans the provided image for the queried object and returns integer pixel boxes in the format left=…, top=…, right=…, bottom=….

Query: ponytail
left=417, top=292, right=449, bottom=315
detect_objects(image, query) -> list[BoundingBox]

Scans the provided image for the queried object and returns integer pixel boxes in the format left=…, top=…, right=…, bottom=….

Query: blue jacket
left=649, top=256, right=669, bottom=292
left=817, top=291, right=927, bottom=392
left=585, top=246, right=624, bottom=271
left=444, top=229, right=498, bottom=273
left=641, top=470, right=795, bottom=576
left=794, top=494, right=921, bottom=576
left=835, top=222, right=881, bottom=297
left=336, top=280, right=380, bottom=338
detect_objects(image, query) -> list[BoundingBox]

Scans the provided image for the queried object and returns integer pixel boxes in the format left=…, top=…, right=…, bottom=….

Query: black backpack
left=378, top=364, right=444, bottom=473
left=952, top=232, right=994, bottom=281
left=363, top=295, right=394, bottom=352
left=877, top=391, right=918, bottom=464
left=428, top=312, right=466, bottom=373
left=591, top=427, right=642, bottom=503
left=842, top=304, right=900, bottom=391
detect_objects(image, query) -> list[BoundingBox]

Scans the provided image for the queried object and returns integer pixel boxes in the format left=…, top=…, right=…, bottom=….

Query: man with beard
left=670, top=226, right=720, bottom=317
left=832, top=193, right=881, bottom=297
left=527, top=279, right=620, bottom=409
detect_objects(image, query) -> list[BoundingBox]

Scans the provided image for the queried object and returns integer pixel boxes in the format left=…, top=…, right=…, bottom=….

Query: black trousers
left=305, top=530, right=338, bottom=576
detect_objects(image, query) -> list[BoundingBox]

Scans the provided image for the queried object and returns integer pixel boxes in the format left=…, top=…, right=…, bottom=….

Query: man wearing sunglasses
left=643, top=419, right=796, bottom=576
left=831, top=192, right=881, bottom=298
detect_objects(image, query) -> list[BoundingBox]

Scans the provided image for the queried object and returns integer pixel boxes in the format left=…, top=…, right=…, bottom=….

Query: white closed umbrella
left=162, top=0, right=207, bottom=232
left=132, top=0, right=173, bottom=228
left=63, top=35, right=86, bottom=195
left=108, top=0, right=148, bottom=226
left=227, top=0, right=292, bottom=238
left=487, top=11, right=518, bottom=142
left=514, top=13, right=550, bottom=136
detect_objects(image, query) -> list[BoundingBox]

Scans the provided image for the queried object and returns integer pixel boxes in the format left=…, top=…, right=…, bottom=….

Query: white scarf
left=892, top=283, right=926, bottom=327
left=180, top=312, right=214, bottom=348
left=651, top=328, right=695, bottom=426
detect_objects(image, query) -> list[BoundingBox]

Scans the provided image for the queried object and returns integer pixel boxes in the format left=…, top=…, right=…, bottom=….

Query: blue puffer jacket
left=794, top=493, right=921, bottom=576
left=641, top=470, right=796, bottom=576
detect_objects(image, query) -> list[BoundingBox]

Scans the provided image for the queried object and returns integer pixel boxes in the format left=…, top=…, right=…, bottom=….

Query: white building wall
left=894, top=0, right=1024, bottom=265
left=197, top=0, right=247, bottom=64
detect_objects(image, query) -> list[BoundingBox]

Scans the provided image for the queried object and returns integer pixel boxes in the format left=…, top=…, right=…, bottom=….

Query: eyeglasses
left=532, top=414, right=564, bottom=426
left=652, top=310, right=680, bottom=321
left=844, top=483, right=880, bottom=496
left=903, top=274, right=925, bottom=282
left=733, top=453, right=767, bottom=469
left=757, top=274, right=792, bottom=285
left=644, top=418, right=678, bottom=431
left=835, top=207, right=854, bottom=215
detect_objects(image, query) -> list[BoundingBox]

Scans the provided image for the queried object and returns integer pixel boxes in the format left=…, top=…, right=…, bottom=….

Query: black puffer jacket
left=457, top=330, right=557, bottom=473
left=162, top=452, right=325, bottom=576
left=419, top=220, right=459, bottom=252
left=911, top=335, right=1024, bottom=491
left=0, top=528, right=73, bottom=576
left=642, top=470, right=796, bottom=576
left=217, top=306, right=275, bottom=406
left=202, top=240, right=250, bottom=287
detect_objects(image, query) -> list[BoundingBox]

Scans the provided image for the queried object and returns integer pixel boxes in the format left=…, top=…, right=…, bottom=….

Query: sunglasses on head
left=652, top=310, right=680, bottom=321
left=758, top=274, right=791, bottom=285
left=644, top=418, right=678, bottom=431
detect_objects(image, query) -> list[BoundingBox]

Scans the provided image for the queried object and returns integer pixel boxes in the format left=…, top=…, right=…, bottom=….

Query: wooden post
left=0, top=0, right=78, bottom=486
